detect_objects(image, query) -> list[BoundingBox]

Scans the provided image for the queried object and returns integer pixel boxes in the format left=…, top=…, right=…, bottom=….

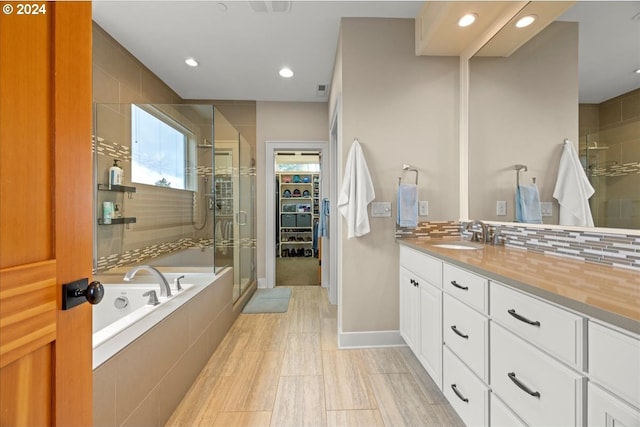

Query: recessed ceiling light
left=279, top=67, right=294, bottom=78
left=515, top=15, right=537, bottom=28
left=458, top=13, right=477, bottom=27
left=185, top=58, right=199, bottom=67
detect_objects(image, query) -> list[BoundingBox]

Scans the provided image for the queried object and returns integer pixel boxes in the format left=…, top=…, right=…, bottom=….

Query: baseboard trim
left=257, top=277, right=269, bottom=288
left=338, top=330, right=407, bottom=349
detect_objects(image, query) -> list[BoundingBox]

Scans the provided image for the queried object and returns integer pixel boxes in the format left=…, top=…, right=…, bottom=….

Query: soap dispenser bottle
left=109, top=159, right=123, bottom=189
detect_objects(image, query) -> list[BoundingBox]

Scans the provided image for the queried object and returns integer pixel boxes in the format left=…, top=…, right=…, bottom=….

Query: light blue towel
left=516, top=184, right=542, bottom=224
left=397, top=184, right=418, bottom=228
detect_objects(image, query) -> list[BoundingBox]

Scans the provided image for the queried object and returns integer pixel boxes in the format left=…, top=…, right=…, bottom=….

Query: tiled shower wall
left=398, top=221, right=640, bottom=271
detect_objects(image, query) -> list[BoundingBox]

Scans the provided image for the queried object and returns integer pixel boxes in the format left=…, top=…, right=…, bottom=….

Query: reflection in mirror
left=469, top=1, right=639, bottom=230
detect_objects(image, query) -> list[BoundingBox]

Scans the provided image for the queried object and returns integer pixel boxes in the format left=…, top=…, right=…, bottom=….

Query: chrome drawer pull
left=451, top=384, right=469, bottom=403
left=508, top=309, right=541, bottom=327
left=451, top=325, right=469, bottom=339
left=450, top=280, right=468, bottom=291
left=508, top=372, right=541, bottom=398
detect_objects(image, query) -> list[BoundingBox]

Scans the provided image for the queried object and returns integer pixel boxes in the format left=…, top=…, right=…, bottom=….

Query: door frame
left=265, top=141, right=329, bottom=288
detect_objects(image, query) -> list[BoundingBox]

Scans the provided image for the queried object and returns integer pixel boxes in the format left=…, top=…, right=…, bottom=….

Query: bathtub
left=92, top=270, right=219, bottom=369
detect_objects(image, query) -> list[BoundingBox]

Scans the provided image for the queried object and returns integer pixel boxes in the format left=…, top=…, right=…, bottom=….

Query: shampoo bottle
left=109, top=159, right=123, bottom=188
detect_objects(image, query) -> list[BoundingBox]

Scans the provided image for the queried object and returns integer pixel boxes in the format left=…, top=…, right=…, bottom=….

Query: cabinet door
left=400, top=267, right=419, bottom=352
left=588, top=383, right=640, bottom=427
left=419, top=281, right=442, bottom=389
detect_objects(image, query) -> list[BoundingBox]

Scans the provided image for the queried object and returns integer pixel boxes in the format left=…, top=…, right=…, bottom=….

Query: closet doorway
left=265, top=141, right=329, bottom=289
left=275, top=151, right=321, bottom=286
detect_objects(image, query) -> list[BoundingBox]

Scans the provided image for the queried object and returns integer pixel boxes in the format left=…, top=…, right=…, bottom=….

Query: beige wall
left=334, top=18, right=459, bottom=334
left=256, top=102, right=329, bottom=281
left=468, top=22, right=579, bottom=224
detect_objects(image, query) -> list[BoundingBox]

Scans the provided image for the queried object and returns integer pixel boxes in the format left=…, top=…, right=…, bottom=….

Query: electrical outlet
left=496, top=200, right=507, bottom=216
left=541, top=202, right=553, bottom=217
left=419, top=201, right=429, bottom=216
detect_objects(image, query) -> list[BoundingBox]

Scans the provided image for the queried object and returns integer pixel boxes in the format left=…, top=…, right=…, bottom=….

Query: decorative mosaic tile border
left=395, top=220, right=461, bottom=239
left=397, top=221, right=639, bottom=271
left=499, top=225, right=640, bottom=270
left=95, top=238, right=213, bottom=273
left=92, top=135, right=131, bottom=162
left=590, top=161, right=640, bottom=177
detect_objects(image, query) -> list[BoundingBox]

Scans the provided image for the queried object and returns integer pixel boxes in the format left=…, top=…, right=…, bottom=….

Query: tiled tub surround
left=399, top=238, right=640, bottom=333
left=93, top=268, right=238, bottom=427
left=397, top=221, right=640, bottom=271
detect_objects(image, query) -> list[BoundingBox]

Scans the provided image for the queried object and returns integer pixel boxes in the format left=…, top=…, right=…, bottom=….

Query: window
left=131, top=105, right=193, bottom=190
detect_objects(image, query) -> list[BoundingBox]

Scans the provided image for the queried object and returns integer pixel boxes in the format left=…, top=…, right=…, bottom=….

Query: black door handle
left=62, top=279, right=104, bottom=310
left=508, top=309, right=541, bottom=327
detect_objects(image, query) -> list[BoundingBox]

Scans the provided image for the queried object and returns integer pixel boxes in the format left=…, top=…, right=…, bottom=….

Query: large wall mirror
left=468, top=1, right=639, bottom=230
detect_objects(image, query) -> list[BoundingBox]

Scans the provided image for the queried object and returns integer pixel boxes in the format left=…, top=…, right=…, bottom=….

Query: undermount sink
left=432, top=242, right=483, bottom=250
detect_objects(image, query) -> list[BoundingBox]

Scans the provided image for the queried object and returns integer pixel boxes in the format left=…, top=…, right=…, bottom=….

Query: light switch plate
left=419, top=201, right=429, bottom=216
left=541, top=202, right=553, bottom=217
left=371, top=202, right=392, bottom=217
left=496, top=200, right=507, bottom=216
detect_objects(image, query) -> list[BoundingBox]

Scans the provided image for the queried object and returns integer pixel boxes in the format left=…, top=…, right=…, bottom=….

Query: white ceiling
left=92, top=1, right=640, bottom=104
left=92, top=0, right=423, bottom=102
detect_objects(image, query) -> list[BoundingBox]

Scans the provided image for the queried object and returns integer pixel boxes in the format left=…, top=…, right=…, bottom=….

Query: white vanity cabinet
left=399, top=246, right=443, bottom=389
left=588, top=321, right=640, bottom=426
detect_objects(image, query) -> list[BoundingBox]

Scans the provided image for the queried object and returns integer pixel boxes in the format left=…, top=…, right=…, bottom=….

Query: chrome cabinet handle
left=450, top=280, right=468, bottom=291
left=451, top=384, right=469, bottom=403
left=508, top=372, right=541, bottom=398
left=451, top=325, right=469, bottom=339
left=508, top=309, right=541, bottom=327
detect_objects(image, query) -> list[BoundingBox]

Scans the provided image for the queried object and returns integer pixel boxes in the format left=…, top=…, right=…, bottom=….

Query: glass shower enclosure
left=93, top=103, right=255, bottom=302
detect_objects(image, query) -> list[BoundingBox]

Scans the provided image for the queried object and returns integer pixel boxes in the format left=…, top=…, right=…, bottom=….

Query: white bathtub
left=92, top=271, right=219, bottom=369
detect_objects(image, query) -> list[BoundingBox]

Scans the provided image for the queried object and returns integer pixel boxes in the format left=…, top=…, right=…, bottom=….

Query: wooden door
left=0, top=2, right=93, bottom=426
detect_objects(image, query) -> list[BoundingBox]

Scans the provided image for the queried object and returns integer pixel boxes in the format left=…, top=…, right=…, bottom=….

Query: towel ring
left=399, top=164, right=418, bottom=186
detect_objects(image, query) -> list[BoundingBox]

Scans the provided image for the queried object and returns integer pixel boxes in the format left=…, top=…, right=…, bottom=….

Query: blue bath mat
left=242, top=287, right=292, bottom=314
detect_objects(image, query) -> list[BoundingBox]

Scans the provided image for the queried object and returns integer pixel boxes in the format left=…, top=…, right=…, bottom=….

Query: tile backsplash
left=398, top=221, right=640, bottom=271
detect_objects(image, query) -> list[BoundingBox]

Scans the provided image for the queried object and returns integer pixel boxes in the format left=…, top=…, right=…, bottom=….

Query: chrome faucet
left=123, top=265, right=172, bottom=297
left=465, top=220, right=489, bottom=244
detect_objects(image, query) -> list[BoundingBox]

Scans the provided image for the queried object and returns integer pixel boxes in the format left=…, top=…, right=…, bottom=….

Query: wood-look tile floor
left=166, top=286, right=464, bottom=427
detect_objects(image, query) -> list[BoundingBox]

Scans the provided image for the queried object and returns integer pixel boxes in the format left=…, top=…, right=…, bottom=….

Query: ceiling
left=92, top=1, right=423, bottom=102
left=92, top=1, right=639, bottom=104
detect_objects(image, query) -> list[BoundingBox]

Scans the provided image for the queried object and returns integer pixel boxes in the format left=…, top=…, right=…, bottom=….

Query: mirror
left=468, top=1, right=640, bottom=230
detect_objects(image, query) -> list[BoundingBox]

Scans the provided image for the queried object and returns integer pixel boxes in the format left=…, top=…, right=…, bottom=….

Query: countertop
left=398, top=238, right=640, bottom=334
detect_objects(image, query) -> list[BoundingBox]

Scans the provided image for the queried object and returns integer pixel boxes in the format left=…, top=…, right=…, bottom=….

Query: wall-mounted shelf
left=98, top=217, right=136, bottom=225
left=98, top=184, right=137, bottom=194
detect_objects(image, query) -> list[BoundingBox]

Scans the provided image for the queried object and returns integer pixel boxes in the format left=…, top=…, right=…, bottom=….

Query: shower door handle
left=237, top=211, right=248, bottom=225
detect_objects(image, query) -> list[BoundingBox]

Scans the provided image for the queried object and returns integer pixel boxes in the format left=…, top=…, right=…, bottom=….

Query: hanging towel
left=337, top=139, right=376, bottom=239
left=318, top=198, right=330, bottom=238
left=515, top=183, right=542, bottom=224
left=397, top=183, right=418, bottom=228
left=553, top=141, right=595, bottom=227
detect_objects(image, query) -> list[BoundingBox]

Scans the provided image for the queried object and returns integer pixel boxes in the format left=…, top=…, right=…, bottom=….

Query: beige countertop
left=399, top=238, right=640, bottom=334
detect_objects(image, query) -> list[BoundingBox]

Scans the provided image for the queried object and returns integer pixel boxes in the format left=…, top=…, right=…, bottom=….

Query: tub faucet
left=465, top=220, right=489, bottom=244
left=123, top=265, right=172, bottom=297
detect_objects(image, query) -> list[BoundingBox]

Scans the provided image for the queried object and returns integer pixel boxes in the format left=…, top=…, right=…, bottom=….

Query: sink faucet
left=465, top=220, right=489, bottom=244
left=123, top=265, right=172, bottom=297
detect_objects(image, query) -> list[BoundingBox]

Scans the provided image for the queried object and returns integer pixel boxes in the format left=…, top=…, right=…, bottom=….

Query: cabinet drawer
left=443, top=346, right=489, bottom=427
left=490, top=323, right=585, bottom=427
left=443, top=263, right=488, bottom=313
left=589, top=321, right=640, bottom=408
left=588, top=382, right=640, bottom=427
left=443, top=293, right=488, bottom=381
left=490, top=282, right=584, bottom=368
left=490, top=393, right=526, bottom=427
left=399, top=245, right=442, bottom=287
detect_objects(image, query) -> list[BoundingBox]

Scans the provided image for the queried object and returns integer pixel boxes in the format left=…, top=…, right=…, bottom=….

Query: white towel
left=397, top=183, right=418, bottom=228
left=553, top=141, right=595, bottom=227
left=337, top=140, right=376, bottom=239
left=516, top=183, right=542, bottom=224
